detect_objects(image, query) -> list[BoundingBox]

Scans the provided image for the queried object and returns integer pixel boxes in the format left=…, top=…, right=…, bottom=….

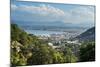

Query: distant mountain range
left=11, top=20, right=92, bottom=30
left=75, top=27, right=95, bottom=42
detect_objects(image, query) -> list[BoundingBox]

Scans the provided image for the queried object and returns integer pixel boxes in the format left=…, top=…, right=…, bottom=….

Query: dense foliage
left=79, top=42, right=95, bottom=62
left=11, top=24, right=95, bottom=66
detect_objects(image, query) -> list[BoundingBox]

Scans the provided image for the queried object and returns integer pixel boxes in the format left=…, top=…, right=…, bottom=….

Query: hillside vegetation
left=11, top=24, right=78, bottom=66
left=75, top=27, right=95, bottom=42
left=11, top=24, right=95, bottom=66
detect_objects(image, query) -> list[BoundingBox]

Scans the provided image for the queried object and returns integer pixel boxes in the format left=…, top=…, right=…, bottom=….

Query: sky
left=11, top=0, right=95, bottom=28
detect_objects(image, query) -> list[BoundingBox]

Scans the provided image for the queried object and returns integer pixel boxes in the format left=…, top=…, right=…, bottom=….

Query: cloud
left=11, top=4, right=95, bottom=26
left=11, top=4, right=66, bottom=22
left=63, top=6, right=95, bottom=24
left=11, top=4, right=65, bottom=16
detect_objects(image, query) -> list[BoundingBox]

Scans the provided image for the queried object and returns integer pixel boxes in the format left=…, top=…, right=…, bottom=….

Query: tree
left=52, top=51, right=64, bottom=63
left=63, top=47, right=77, bottom=63
left=79, top=42, right=95, bottom=62
left=11, top=24, right=21, bottom=41
left=11, top=41, right=27, bottom=66
left=27, top=44, right=54, bottom=65
left=19, top=31, right=29, bottom=47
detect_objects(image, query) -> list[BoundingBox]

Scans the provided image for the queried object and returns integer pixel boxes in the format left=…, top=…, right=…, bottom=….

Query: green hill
left=75, top=27, right=95, bottom=42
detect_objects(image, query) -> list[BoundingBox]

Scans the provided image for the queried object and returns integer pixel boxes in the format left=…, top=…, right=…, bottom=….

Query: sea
left=25, top=30, right=65, bottom=36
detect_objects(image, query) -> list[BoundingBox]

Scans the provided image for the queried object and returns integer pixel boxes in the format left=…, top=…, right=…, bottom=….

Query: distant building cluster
left=37, top=33, right=81, bottom=51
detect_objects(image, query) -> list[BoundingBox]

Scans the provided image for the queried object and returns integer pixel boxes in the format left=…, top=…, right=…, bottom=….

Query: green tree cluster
left=11, top=24, right=78, bottom=66
left=79, top=42, right=95, bottom=62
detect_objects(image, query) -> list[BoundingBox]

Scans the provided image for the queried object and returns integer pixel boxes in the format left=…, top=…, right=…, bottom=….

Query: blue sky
left=11, top=0, right=95, bottom=28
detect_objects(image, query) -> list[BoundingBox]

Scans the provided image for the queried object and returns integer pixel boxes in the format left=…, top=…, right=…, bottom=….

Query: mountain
left=11, top=20, right=89, bottom=30
left=75, top=27, right=95, bottom=42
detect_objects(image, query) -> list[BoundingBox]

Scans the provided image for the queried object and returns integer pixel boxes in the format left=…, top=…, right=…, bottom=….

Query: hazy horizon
left=11, top=0, right=95, bottom=29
